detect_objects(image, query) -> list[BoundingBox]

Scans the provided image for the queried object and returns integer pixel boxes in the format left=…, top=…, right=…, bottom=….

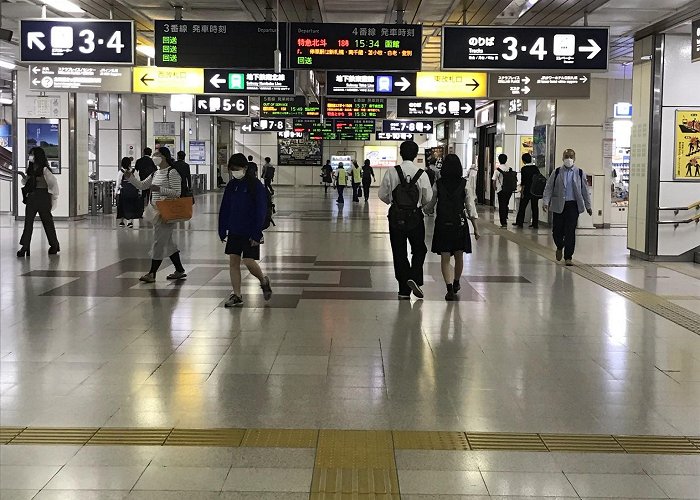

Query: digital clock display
left=290, top=23, right=422, bottom=70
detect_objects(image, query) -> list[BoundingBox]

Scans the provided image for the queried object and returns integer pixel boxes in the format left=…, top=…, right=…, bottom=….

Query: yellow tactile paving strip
left=2, top=427, right=699, bottom=454
left=484, top=222, right=700, bottom=335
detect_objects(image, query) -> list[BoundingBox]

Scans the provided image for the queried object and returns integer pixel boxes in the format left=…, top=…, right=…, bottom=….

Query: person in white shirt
left=123, top=149, right=188, bottom=283
left=17, top=147, right=60, bottom=257
left=492, top=153, right=516, bottom=227
left=379, top=141, right=433, bottom=299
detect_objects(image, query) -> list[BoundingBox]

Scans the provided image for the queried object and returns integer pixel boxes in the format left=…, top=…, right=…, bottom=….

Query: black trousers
left=389, top=219, right=427, bottom=295
left=497, top=190, right=512, bottom=226
left=552, top=201, right=580, bottom=260
left=142, top=189, right=151, bottom=206
left=20, top=189, right=59, bottom=249
left=336, top=185, right=345, bottom=203
left=352, top=182, right=360, bottom=201
left=362, top=180, right=371, bottom=201
left=264, top=177, right=274, bottom=194
left=515, top=193, right=539, bottom=227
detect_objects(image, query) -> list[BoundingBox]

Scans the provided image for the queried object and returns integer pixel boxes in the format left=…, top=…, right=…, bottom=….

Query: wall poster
left=155, top=136, right=176, bottom=157
left=519, top=135, right=534, bottom=161
left=674, top=109, right=700, bottom=180
left=278, top=136, right=322, bottom=166
left=26, top=120, right=60, bottom=174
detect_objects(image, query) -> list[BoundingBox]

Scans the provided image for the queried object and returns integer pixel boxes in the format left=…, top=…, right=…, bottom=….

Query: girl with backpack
left=17, top=147, right=60, bottom=256
left=116, top=157, right=143, bottom=228
left=218, top=153, right=273, bottom=308
left=424, top=154, right=480, bottom=301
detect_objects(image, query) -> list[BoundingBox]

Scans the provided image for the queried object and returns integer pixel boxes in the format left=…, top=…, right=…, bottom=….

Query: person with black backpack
left=378, top=141, right=433, bottom=300
left=116, top=157, right=143, bottom=228
left=514, top=153, right=541, bottom=229
left=261, top=157, right=275, bottom=195
left=424, top=154, right=480, bottom=301
left=218, top=153, right=273, bottom=308
left=492, top=153, right=517, bottom=227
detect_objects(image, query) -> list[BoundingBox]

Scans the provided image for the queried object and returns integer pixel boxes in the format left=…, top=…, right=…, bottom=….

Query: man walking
left=134, top=148, right=156, bottom=205
left=514, top=153, right=540, bottom=228
left=173, top=151, right=192, bottom=197
left=247, top=155, right=259, bottom=178
left=492, top=154, right=517, bottom=227
left=335, top=162, right=348, bottom=204
left=542, top=149, right=593, bottom=266
left=351, top=161, right=362, bottom=202
left=261, top=157, right=275, bottom=194
left=379, top=141, right=433, bottom=300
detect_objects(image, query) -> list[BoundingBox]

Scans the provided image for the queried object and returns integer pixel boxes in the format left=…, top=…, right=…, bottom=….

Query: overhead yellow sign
left=416, top=71, right=487, bottom=98
left=133, top=67, right=204, bottom=94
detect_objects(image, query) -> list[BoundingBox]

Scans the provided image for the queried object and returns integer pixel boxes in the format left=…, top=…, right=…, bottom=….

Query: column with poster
left=519, top=135, right=533, bottom=160
left=674, top=110, right=700, bottom=180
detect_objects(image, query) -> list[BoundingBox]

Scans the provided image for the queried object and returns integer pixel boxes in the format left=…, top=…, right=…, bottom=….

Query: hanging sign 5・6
left=20, top=19, right=134, bottom=64
left=441, top=26, right=609, bottom=71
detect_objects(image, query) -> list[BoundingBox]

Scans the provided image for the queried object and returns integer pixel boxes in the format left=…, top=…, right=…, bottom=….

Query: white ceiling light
left=136, top=45, right=155, bottom=58
left=0, top=97, right=12, bottom=105
left=0, top=60, right=16, bottom=70
left=41, top=0, right=84, bottom=13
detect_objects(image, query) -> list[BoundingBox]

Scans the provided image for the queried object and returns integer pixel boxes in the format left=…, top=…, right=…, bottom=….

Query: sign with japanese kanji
left=381, top=120, right=433, bottom=133
left=324, top=97, right=387, bottom=118
left=326, top=71, right=416, bottom=96
left=203, top=69, right=294, bottom=94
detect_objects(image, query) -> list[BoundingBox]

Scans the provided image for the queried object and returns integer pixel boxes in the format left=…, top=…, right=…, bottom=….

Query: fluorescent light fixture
left=41, top=0, right=84, bottom=13
left=0, top=60, right=15, bottom=70
left=0, top=97, right=12, bottom=105
left=136, top=45, right=155, bottom=58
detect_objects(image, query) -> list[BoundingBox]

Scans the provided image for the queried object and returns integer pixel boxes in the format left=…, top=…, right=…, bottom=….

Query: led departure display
left=324, top=97, right=387, bottom=119
left=335, top=119, right=375, bottom=140
left=261, top=96, right=320, bottom=118
left=290, top=23, right=422, bottom=70
left=155, top=21, right=287, bottom=68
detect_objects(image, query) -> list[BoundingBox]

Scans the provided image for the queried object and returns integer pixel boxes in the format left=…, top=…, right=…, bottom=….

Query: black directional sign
left=382, top=120, right=433, bottom=134
left=324, top=97, right=387, bottom=119
left=203, top=69, right=294, bottom=95
left=376, top=132, right=414, bottom=141
left=290, top=23, right=422, bottom=70
left=396, top=99, right=474, bottom=119
left=326, top=71, right=416, bottom=96
left=155, top=21, right=287, bottom=68
left=442, top=26, right=609, bottom=71
left=20, top=19, right=134, bottom=64
left=251, top=118, right=286, bottom=132
left=195, top=95, right=249, bottom=116
left=692, top=19, right=700, bottom=63
left=260, top=96, right=320, bottom=118
left=29, top=64, right=131, bottom=92
left=488, top=73, right=591, bottom=99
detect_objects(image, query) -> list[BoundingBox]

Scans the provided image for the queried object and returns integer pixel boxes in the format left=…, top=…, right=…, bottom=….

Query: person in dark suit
left=173, top=150, right=192, bottom=196
left=514, top=153, right=541, bottom=228
left=134, top=148, right=156, bottom=205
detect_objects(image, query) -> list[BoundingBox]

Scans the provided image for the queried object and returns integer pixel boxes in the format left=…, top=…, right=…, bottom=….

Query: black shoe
left=407, top=280, right=424, bottom=299
left=397, top=293, right=411, bottom=300
left=513, top=223, right=523, bottom=228
left=445, top=284, right=456, bottom=301
left=453, top=280, right=461, bottom=293
left=16, top=246, right=30, bottom=257
left=260, top=276, right=272, bottom=301
left=48, top=247, right=60, bottom=255
left=119, top=221, right=125, bottom=227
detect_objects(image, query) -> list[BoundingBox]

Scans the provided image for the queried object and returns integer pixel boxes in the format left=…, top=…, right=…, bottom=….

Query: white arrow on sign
left=198, top=100, right=208, bottom=110
left=460, top=103, right=472, bottom=113
left=580, top=75, right=588, bottom=83
left=32, top=66, right=41, bottom=74
left=578, top=39, right=601, bottom=59
left=395, top=76, right=411, bottom=92
left=425, top=124, right=432, bottom=132
left=28, top=32, right=46, bottom=51
left=210, top=74, right=226, bottom=89
left=32, top=78, right=40, bottom=86
left=522, top=76, right=530, bottom=85
left=522, top=85, right=531, bottom=95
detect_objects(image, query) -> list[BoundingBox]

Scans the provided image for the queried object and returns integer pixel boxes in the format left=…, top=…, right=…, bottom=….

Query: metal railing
left=658, top=200, right=700, bottom=227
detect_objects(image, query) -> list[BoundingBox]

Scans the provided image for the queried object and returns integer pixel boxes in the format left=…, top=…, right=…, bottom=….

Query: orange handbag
left=156, top=196, right=194, bottom=223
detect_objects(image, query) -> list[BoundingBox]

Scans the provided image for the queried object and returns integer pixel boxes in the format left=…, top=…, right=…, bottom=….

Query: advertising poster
left=364, top=145, right=398, bottom=168
left=155, top=137, right=175, bottom=157
left=520, top=135, right=534, bottom=160
left=189, top=140, right=207, bottom=165
left=674, top=109, right=700, bottom=181
left=425, top=146, right=444, bottom=170
left=0, top=122, right=11, bottom=149
left=533, top=125, right=548, bottom=170
left=278, top=136, right=322, bottom=166
left=26, top=121, right=59, bottom=159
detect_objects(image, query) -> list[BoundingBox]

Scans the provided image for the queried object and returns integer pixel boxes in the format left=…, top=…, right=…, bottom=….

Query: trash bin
left=103, top=181, right=114, bottom=215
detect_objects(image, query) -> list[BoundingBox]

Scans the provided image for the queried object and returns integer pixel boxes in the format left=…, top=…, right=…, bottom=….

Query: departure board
left=309, top=122, right=337, bottom=140
left=324, top=97, right=387, bottom=118
left=290, top=23, right=422, bottom=70
left=335, top=119, right=375, bottom=140
left=261, top=96, right=320, bottom=118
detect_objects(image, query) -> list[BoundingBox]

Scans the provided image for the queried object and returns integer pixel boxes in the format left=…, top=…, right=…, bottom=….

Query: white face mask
left=231, top=170, right=246, bottom=180
left=563, top=158, right=575, bottom=168
left=28, top=155, right=34, bottom=163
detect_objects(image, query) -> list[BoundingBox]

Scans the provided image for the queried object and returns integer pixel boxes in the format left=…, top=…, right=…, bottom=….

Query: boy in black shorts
left=218, top=153, right=272, bottom=307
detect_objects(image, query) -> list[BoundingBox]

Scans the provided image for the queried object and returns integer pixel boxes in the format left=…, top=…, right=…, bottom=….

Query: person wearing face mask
left=218, top=153, right=272, bottom=308
left=17, top=147, right=60, bottom=257
left=123, top=149, right=187, bottom=282
left=542, top=149, right=593, bottom=266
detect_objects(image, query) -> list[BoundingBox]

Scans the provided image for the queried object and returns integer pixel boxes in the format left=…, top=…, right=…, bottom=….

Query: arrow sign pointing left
left=140, top=74, right=154, bottom=86
left=28, top=32, right=46, bottom=51
left=210, top=74, right=226, bottom=89
left=579, top=39, right=601, bottom=59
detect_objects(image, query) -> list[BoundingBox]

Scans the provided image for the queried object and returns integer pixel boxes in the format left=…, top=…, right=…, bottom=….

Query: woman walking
left=17, top=147, right=60, bottom=256
left=424, top=154, right=480, bottom=301
left=123, top=149, right=187, bottom=283
left=361, top=159, right=376, bottom=202
left=116, top=157, right=143, bottom=228
left=218, top=153, right=272, bottom=308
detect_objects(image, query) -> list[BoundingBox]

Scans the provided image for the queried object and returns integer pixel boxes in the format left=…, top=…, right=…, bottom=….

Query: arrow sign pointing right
left=28, top=32, right=46, bottom=51
left=579, top=39, right=601, bottom=59
left=465, top=78, right=480, bottom=91
left=460, top=103, right=472, bottom=113
left=210, top=74, right=226, bottom=89
left=395, top=76, right=411, bottom=92
left=522, top=86, right=531, bottom=95
left=522, top=76, right=530, bottom=85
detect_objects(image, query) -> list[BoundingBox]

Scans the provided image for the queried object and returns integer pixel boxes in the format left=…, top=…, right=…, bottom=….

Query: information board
left=488, top=73, right=590, bottom=99
left=155, top=21, right=287, bottom=68
left=195, top=95, right=249, bottom=116
left=382, top=120, right=433, bottom=133
left=29, top=64, right=131, bottom=92
left=396, top=99, right=474, bottom=119
left=251, top=118, right=286, bottom=132
left=442, top=26, right=609, bottom=71
left=261, top=96, right=320, bottom=117
left=326, top=71, right=416, bottom=96
left=290, top=23, right=422, bottom=70
left=415, top=71, right=487, bottom=98
left=21, top=19, right=134, bottom=64
left=278, top=135, right=322, bottom=166
left=203, top=69, right=294, bottom=94
left=335, top=119, right=375, bottom=140
left=376, top=132, right=414, bottom=141
left=133, top=67, right=204, bottom=94
left=324, top=97, right=387, bottom=118
left=189, top=140, right=206, bottom=164
left=292, top=118, right=321, bottom=133
left=693, top=19, right=700, bottom=63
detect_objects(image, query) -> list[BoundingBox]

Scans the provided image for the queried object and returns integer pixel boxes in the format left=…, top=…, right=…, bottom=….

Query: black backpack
left=437, top=178, right=467, bottom=228
left=248, top=177, right=276, bottom=230
left=388, top=166, right=423, bottom=231
left=499, top=168, right=518, bottom=193
left=530, top=170, right=548, bottom=198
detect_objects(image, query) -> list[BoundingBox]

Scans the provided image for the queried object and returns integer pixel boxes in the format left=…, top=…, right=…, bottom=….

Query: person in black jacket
left=173, top=151, right=192, bottom=196
left=514, top=153, right=540, bottom=228
left=361, top=159, right=376, bottom=202
left=134, top=148, right=156, bottom=205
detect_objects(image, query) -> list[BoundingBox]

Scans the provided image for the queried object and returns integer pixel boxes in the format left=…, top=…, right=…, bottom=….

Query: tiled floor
left=1, top=187, right=699, bottom=498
